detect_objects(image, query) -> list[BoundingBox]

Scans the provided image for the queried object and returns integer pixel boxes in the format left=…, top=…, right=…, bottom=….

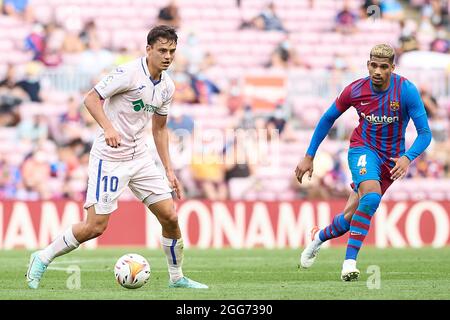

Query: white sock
left=161, top=236, right=184, bottom=282
left=39, top=227, right=80, bottom=265
left=343, top=259, right=357, bottom=269
left=314, top=231, right=323, bottom=243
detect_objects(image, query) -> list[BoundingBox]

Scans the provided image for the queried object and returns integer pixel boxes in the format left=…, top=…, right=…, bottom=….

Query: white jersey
left=91, top=57, right=175, bottom=161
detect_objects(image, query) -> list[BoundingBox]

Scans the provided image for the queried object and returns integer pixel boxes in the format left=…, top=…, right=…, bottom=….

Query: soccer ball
left=114, top=253, right=151, bottom=289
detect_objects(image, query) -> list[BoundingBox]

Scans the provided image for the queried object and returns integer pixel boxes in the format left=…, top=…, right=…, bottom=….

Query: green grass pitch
left=1, top=247, right=449, bottom=300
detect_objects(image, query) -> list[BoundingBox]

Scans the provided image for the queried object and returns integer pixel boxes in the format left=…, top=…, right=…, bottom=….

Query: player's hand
left=167, top=170, right=183, bottom=200
left=104, top=126, right=121, bottom=148
left=295, top=155, right=314, bottom=184
left=389, top=156, right=411, bottom=180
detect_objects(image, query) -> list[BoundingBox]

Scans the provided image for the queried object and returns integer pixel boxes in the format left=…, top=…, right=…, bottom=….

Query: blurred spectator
left=236, top=105, right=256, bottom=130
left=430, top=26, right=449, bottom=53
left=398, top=19, right=419, bottom=54
left=25, top=23, right=63, bottom=67
left=168, top=131, right=199, bottom=198
left=266, top=35, right=308, bottom=69
left=79, top=20, right=98, bottom=49
left=321, top=152, right=351, bottom=198
left=191, top=134, right=227, bottom=200
left=114, top=47, right=138, bottom=66
left=408, top=152, right=443, bottom=178
left=0, top=153, right=22, bottom=199
left=42, top=23, right=65, bottom=67
left=180, top=32, right=205, bottom=74
left=157, top=0, right=181, bottom=29
left=17, top=114, right=48, bottom=142
left=266, top=106, right=287, bottom=134
left=191, top=71, right=221, bottom=105
left=61, top=18, right=85, bottom=53
left=21, top=149, right=52, bottom=199
left=58, top=96, right=85, bottom=144
left=422, top=0, right=449, bottom=27
left=380, top=0, right=405, bottom=21
left=168, top=107, right=194, bottom=134
left=419, top=84, right=439, bottom=119
left=172, top=71, right=197, bottom=104
left=240, top=2, right=286, bottom=32
left=16, top=62, right=42, bottom=102
left=0, top=64, right=26, bottom=126
left=329, top=53, right=351, bottom=72
left=335, top=1, right=358, bottom=34
left=78, top=36, right=114, bottom=76
left=24, top=23, right=45, bottom=61
left=266, top=106, right=298, bottom=142
left=224, top=136, right=256, bottom=200
left=2, top=0, right=34, bottom=22
left=226, top=78, right=245, bottom=114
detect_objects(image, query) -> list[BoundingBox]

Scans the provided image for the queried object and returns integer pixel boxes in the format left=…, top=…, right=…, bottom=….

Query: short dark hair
left=147, top=25, right=178, bottom=46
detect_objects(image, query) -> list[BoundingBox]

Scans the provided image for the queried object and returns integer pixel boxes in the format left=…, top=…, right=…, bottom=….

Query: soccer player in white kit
left=26, top=25, right=208, bottom=289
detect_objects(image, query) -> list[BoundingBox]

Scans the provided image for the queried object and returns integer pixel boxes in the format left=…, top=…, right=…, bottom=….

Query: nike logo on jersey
left=361, top=101, right=370, bottom=105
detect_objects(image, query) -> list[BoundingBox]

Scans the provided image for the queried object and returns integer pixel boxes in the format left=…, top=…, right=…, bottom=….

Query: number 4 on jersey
left=357, top=154, right=367, bottom=167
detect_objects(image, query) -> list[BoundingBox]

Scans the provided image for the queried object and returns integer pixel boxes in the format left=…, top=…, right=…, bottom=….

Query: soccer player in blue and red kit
left=295, top=44, right=432, bottom=281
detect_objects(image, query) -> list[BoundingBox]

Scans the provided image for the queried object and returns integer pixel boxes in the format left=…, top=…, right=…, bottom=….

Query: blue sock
left=345, top=193, right=382, bottom=260
left=318, top=213, right=350, bottom=242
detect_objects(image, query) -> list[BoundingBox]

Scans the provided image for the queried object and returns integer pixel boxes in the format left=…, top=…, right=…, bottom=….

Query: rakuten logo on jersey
left=360, top=112, right=399, bottom=125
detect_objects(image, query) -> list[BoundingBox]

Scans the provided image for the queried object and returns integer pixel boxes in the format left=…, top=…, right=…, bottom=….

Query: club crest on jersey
left=390, top=101, right=400, bottom=111
left=102, top=193, right=111, bottom=203
left=359, top=167, right=367, bottom=175
left=161, top=89, right=169, bottom=101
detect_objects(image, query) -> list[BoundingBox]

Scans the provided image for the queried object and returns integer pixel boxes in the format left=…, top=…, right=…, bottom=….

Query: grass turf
left=0, top=247, right=449, bottom=300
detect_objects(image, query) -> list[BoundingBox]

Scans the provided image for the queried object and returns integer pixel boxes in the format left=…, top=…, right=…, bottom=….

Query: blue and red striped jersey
left=335, top=73, right=427, bottom=160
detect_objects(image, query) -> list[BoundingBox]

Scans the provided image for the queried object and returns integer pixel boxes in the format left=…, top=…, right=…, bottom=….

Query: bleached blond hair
left=370, top=44, right=395, bottom=63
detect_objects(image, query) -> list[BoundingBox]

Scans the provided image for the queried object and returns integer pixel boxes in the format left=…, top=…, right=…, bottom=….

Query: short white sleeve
left=156, top=78, right=175, bottom=116
left=94, top=66, right=133, bottom=99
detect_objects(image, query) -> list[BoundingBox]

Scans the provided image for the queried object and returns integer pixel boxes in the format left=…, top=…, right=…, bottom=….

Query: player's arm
left=152, top=113, right=182, bottom=199
left=295, top=103, right=343, bottom=183
left=295, top=86, right=351, bottom=183
left=83, top=89, right=121, bottom=148
left=390, top=82, right=432, bottom=180
left=84, top=67, right=132, bottom=148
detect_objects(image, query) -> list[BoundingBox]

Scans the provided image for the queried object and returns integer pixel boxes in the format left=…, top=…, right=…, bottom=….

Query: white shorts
left=84, top=155, right=173, bottom=214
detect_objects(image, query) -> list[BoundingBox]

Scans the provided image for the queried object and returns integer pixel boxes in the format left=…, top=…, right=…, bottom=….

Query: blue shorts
left=348, top=146, right=394, bottom=194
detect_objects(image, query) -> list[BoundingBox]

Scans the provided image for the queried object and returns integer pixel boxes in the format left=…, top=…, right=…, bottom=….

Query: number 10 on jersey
left=102, top=175, right=119, bottom=192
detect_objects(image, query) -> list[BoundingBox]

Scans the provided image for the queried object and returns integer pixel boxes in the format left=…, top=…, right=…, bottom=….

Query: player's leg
left=129, top=157, right=207, bottom=289
left=341, top=147, right=383, bottom=281
left=27, top=155, right=126, bottom=289
left=27, top=206, right=110, bottom=289
left=342, top=180, right=382, bottom=281
left=146, top=197, right=208, bottom=289
left=300, top=191, right=359, bottom=268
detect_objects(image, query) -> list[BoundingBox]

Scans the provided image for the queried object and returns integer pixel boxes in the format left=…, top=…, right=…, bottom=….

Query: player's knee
left=359, top=192, right=382, bottom=214
left=160, top=213, right=178, bottom=229
left=86, top=221, right=108, bottom=238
